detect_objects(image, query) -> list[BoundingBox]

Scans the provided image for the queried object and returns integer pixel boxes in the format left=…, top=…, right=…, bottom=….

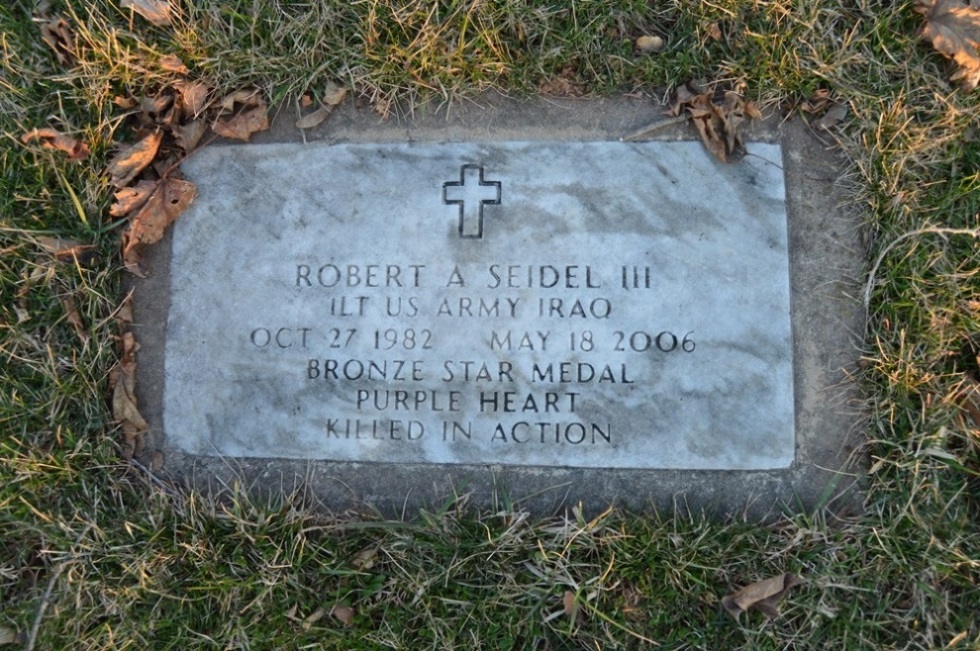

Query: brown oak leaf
left=120, top=0, right=172, bottom=26
left=125, top=178, right=195, bottom=247
left=108, top=132, right=163, bottom=188
left=122, top=178, right=196, bottom=274
left=918, top=0, right=980, bottom=90
left=21, top=128, right=89, bottom=160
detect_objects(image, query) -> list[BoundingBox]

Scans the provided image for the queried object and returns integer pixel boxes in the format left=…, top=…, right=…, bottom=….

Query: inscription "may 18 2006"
left=164, top=140, right=794, bottom=469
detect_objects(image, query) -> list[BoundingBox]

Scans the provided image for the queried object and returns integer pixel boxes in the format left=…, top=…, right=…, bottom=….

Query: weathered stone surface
left=132, top=96, right=865, bottom=518
left=165, top=141, right=792, bottom=470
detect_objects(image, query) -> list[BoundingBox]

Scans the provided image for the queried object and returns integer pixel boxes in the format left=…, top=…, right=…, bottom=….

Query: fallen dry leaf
left=213, top=105, right=269, bottom=141
left=59, top=294, right=89, bottom=344
left=122, top=177, right=196, bottom=274
left=721, top=573, right=803, bottom=620
left=218, top=88, right=264, bottom=112
left=110, top=179, right=158, bottom=217
left=40, top=17, right=75, bottom=66
left=329, top=605, right=355, bottom=627
left=671, top=86, right=761, bottom=163
left=322, top=81, right=347, bottom=106
left=124, top=178, right=195, bottom=247
left=174, top=80, right=210, bottom=117
left=121, top=0, right=172, bottom=26
left=158, top=53, right=188, bottom=74
left=141, top=93, right=177, bottom=126
left=708, top=22, right=723, bottom=40
left=21, top=128, right=89, bottom=161
left=108, top=132, right=163, bottom=188
left=299, top=93, right=313, bottom=108
left=296, top=82, right=347, bottom=129
left=918, top=0, right=980, bottom=90
left=295, top=106, right=332, bottom=130
left=110, top=331, right=148, bottom=458
left=172, top=119, right=207, bottom=152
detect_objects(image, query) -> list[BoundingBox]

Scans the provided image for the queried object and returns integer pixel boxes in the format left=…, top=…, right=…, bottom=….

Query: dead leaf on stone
left=213, top=105, right=269, bottom=141
left=721, top=573, right=804, bottom=620
left=59, top=294, right=89, bottom=344
left=124, top=178, right=195, bottom=247
left=917, top=0, right=980, bottom=90
left=40, top=17, right=75, bottom=66
left=121, top=0, right=172, bottom=27
left=815, top=102, right=849, bottom=130
left=110, top=331, right=147, bottom=458
left=158, top=53, right=189, bottom=74
left=295, top=106, right=332, bottom=130
left=329, top=604, right=355, bottom=627
left=21, top=128, right=89, bottom=161
left=671, top=86, right=761, bottom=163
left=36, top=235, right=96, bottom=264
left=108, top=132, right=163, bottom=188
left=122, top=177, right=196, bottom=274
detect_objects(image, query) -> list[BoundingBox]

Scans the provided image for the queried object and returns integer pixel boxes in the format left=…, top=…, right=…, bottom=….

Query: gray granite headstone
left=135, top=98, right=864, bottom=517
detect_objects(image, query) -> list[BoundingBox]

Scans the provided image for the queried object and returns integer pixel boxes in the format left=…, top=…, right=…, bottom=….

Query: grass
left=2, top=0, right=979, bottom=648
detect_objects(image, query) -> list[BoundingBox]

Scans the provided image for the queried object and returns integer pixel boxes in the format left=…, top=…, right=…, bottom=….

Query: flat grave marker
left=135, top=99, right=864, bottom=516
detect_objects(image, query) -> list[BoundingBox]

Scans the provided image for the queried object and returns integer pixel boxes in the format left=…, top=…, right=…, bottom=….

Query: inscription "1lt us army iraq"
left=163, top=140, right=794, bottom=470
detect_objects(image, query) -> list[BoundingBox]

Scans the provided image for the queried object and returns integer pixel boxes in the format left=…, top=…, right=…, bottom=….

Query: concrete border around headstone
left=131, top=94, right=866, bottom=519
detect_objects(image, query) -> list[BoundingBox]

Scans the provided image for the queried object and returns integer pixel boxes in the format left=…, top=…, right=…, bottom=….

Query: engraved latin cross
left=442, top=164, right=502, bottom=239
